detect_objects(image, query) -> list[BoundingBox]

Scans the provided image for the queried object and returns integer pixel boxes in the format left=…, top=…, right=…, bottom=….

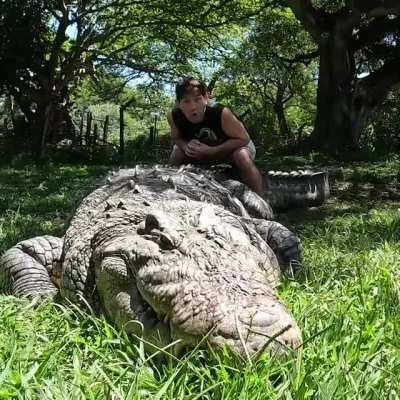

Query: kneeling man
left=168, top=77, right=264, bottom=196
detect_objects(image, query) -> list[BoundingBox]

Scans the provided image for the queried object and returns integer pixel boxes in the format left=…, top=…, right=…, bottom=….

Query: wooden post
left=119, top=106, right=124, bottom=156
left=119, top=97, right=135, bottom=157
left=149, top=126, right=154, bottom=145
left=102, top=115, right=109, bottom=144
left=79, top=110, right=84, bottom=146
left=150, top=112, right=159, bottom=145
left=93, top=123, right=98, bottom=148
left=39, top=104, right=52, bottom=160
left=85, top=111, right=92, bottom=147
left=154, top=113, right=158, bottom=143
left=9, top=95, right=16, bottom=134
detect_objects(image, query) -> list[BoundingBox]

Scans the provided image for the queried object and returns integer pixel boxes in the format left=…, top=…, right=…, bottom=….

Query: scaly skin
left=0, top=166, right=304, bottom=358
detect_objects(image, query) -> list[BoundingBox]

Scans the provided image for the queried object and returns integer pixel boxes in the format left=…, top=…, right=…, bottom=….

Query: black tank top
left=171, top=105, right=229, bottom=146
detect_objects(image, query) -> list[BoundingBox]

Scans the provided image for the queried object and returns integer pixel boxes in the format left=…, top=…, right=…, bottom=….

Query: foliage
left=0, top=0, right=266, bottom=159
left=72, top=74, right=173, bottom=146
left=368, top=88, right=400, bottom=153
left=3, top=0, right=400, bottom=158
left=0, top=0, right=52, bottom=151
left=214, top=8, right=317, bottom=150
left=0, top=0, right=49, bottom=89
left=0, top=157, right=400, bottom=398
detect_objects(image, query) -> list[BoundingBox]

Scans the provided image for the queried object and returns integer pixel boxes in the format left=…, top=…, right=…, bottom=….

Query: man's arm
left=210, top=107, right=250, bottom=158
left=189, top=107, right=249, bottom=160
left=167, top=111, right=189, bottom=153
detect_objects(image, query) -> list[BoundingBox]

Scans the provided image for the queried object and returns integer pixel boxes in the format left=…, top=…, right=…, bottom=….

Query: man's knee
left=231, top=148, right=254, bottom=170
left=169, top=145, right=187, bottom=166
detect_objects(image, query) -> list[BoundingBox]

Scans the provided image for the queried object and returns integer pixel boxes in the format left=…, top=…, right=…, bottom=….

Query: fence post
left=103, top=115, right=109, bottom=144
left=149, top=126, right=154, bottom=145
left=85, top=111, right=92, bottom=147
left=150, top=111, right=159, bottom=145
left=78, top=110, right=84, bottom=146
left=119, top=107, right=124, bottom=156
left=119, top=97, right=136, bottom=157
left=93, top=123, right=98, bottom=148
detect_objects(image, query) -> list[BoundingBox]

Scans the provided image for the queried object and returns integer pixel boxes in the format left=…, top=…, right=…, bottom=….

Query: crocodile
left=0, top=165, right=328, bottom=358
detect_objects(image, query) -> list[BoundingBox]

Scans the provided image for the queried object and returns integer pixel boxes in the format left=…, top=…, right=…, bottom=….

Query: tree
left=1, top=0, right=265, bottom=159
left=0, top=0, right=52, bottom=151
left=288, top=0, right=400, bottom=152
left=370, top=87, right=400, bottom=151
left=215, top=8, right=317, bottom=147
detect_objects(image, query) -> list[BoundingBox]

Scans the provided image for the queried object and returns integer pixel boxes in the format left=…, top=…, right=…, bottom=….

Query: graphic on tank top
left=197, top=127, right=218, bottom=144
left=172, top=105, right=228, bottom=146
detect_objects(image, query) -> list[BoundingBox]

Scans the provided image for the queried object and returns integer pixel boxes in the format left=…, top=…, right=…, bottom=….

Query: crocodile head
left=92, top=198, right=301, bottom=358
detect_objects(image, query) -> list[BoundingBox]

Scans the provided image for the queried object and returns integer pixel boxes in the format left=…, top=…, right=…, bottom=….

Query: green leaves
left=214, top=7, right=317, bottom=146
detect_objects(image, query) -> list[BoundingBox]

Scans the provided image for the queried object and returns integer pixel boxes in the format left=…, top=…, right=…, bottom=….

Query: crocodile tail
left=264, top=170, right=329, bottom=210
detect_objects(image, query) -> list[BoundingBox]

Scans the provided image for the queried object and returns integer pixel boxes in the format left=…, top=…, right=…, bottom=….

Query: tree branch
left=358, top=57, right=400, bottom=106
left=287, top=0, right=322, bottom=43
left=48, top=4, right=70, bottom=86
left=275, top=49, right=319, bottom=65
left=352, top=1, right=400, bottom=18
left=351, top=16, right=400, bottom=51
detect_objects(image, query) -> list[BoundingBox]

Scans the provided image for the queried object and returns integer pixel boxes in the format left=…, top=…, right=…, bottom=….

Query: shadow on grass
left=281, top=196, right=400, bottom=246
left=1, top=155, right=399, bottom=259
left=0, top=164, right=108, bottom=252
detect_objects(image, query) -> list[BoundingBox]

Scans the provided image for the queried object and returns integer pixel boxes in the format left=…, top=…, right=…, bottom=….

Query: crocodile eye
left=140, top=228, right=176, bottom=250
left=158, top=232, right=176, bottom=249
left=145, top=214, right=160, bottom=233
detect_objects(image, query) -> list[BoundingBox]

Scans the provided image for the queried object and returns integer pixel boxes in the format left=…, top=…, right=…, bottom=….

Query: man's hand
left=184, top=139, right=215, bottom=161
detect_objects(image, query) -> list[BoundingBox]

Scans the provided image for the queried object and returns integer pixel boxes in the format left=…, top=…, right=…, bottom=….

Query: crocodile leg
left=0, top=235, right=63, bottom=298
left=221, top=179, right=274, bottom=219
left=253, top=219, right=301, bottom=275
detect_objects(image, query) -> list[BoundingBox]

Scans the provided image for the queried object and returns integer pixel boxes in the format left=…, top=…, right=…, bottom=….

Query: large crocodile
left=0, top=166, right=327, bottom=358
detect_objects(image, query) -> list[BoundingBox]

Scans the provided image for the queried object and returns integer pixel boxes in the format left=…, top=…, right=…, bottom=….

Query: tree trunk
left=312, top=32, right=367, bottom=153
left=288, top=1, right=400, bottom=154
left=13, top=87, right=74, bottom=160
left=274, top=100, right=291, bottom=143
left=39, top=104, right=52, bottom=160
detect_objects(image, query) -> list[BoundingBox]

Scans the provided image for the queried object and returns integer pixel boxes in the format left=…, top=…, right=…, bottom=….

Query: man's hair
left=175, top=77, right=207, bottom=101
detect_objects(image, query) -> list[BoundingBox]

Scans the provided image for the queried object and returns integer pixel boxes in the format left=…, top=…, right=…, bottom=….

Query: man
left=168, top=77, right=264, bottom=196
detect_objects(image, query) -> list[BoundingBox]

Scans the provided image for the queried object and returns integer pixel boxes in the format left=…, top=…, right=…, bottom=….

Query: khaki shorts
left=240, top=140, right=256, bottom=160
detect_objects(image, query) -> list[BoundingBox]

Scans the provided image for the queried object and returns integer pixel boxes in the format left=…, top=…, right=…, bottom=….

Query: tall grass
left=0, top=157, right=399, bottom=399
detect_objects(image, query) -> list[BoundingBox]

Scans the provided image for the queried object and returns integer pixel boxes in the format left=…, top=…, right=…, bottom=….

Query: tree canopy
left=0, top=0, right=265, bottom=158
left=1, top=0, right=400, bottom=158
left=214, top=8, right=317, bottom=147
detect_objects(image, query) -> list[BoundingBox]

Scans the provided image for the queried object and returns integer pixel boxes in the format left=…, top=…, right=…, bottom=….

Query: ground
left=0, top=154, right=399, bottom=399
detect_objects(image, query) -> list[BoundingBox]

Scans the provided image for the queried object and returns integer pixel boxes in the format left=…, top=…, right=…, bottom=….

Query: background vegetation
left=2, top=0, right=400, bottom=160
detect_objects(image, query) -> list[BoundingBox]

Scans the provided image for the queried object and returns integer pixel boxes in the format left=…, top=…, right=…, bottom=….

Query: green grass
left=0, top=158, right=399, bottom=399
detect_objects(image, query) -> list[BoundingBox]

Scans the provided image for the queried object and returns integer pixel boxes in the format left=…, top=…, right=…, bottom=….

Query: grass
left=0, top=155, right=399, bottom=399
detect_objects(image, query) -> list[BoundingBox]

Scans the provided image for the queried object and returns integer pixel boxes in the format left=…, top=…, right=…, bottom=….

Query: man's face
left=177, top=89, right=208, bottom=123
